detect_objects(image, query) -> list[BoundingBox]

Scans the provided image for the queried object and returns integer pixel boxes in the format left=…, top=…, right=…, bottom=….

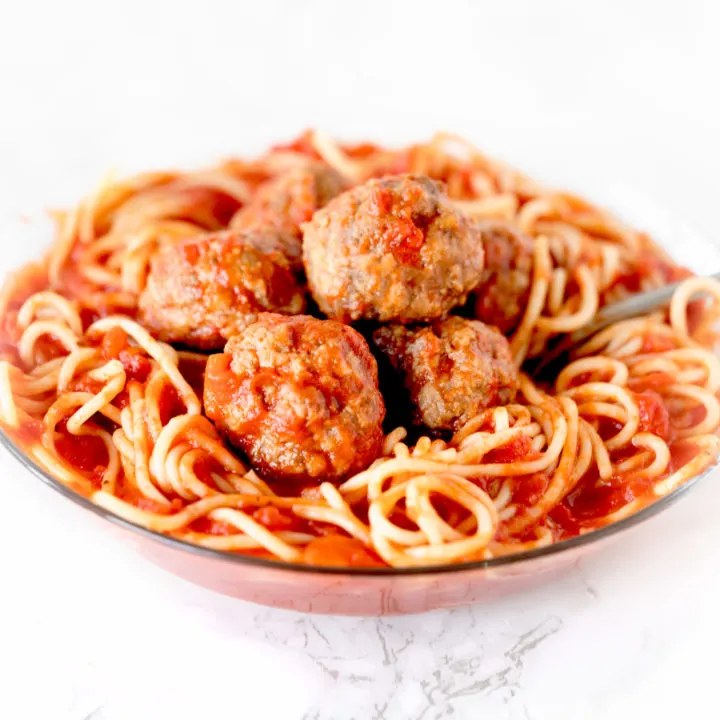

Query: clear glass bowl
left=0, top=426, right=714, bottom=614
left=2, top=184, right=719, bottom=615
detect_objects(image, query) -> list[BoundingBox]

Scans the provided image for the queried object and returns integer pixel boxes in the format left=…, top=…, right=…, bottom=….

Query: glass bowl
left=2, top=183, right=719, bottom=615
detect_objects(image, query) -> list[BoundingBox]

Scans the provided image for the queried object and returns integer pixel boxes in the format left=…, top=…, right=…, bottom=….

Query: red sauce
left=303, top=535, right=385, bottom=568
left=113, top=473, right=181, bottom=513
left=11, top=418, right=43, bottom=445
left=30, top=336, right=67, bottom=365
left=634, top=390, right=671, bottom=440
left=344, top=142, right=382, bottom=159
left=553, top=436, right=702, bottom=532
left=668, top=439, right=701, bottom=473
left=610, top=251, right=692, bottom=295
left=367, top=186, right=393, bottom=216
left=181, top=241, right=201, bottom=264
left=252, top=506, right=301, bottom=532
left=178, top=355, right=206, bottom=397
left=367, top=185, right=427, bottom=266
left=79, top=303, right=132, bottom=330
left=100, top=327, right=127, bottom=360
left=54, top=422, right=108, bottom=487
left=69, top=375, right=104, bottom=394
left=190, top=517, right=236, bottom=535
left=641, top=334, right=676, bottom=353
left=113, top=390, right=130, bottom=410
left=270, top=131, right=322, bottom=160
left=564, top=482, right=638, bottom=521
left=114, top=351, right=150, bottom=382
left=203, top=351, right=238, bottom=412
left=484, top=435, right=533, bottom=464
left=100, top=327, right=152, bottom=382
left=627, top=372, right=676, bottom=392
left=595, top=415, right=626, bottom=442
left=567, top=372, right=597, bottom=388
left=158, top=383, right=187, bottom=425
left=386, top=220, right=425, bottom=266
left=137, top=496, right=176, bottom=513
left=548, top=505, right=581, bottom=538
left=512, top=473, right=550, bottom=508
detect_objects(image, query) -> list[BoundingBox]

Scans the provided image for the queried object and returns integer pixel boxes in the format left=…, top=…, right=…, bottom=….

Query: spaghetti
left=1, top=131, right=719, bottom=569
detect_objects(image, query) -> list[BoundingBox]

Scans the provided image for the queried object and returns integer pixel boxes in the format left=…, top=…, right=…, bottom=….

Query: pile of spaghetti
left=1, top=131, right=719, bottom=568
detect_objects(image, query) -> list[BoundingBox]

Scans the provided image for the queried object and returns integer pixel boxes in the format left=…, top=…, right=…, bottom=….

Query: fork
left=530, top=271, right=720, bottom=379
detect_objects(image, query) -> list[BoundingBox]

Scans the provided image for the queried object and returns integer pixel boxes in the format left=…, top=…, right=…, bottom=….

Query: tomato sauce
left=484, top=435, right=534, bottom=464
left=177, top=355, right=206, bottom=397
left=100, top=327, right=152, bottom=382
left=668, top=439, right=702, bottom=473
left=634, top=390, right=671, bottom=440
left=203, top=352, right=238, bottom=414
left=564, top=482, right=638, bottom=522
left=68, top=375, right=104, bottom=394
left=10, top=417, right=43, bottom=445
left=641, top=334, right=676, bottom=353
left=53, top=421, right=108, bottom=487
left=270, top=131, right=322, bottom=160
left=118, top=480, right=179, bottom=514
left=190, top=516, right=237, bottom=535
left=552, top=435, right=702, bottom=534
left=344, top=142, right=382, bottom=159
left=252, top=506, right=302, bottom=532
left=155, top=383, right=186, bottom=425
left=511, top=473, right=550, bottom=508
left=367, top=184, right=427, bottom=266
left=303, top=535, right=385, bottom=568
left=610, top=250, right=692, bottom=295
left=28, top=336, right=67, bottom=366
left=627, top=372, right=676, bottom=392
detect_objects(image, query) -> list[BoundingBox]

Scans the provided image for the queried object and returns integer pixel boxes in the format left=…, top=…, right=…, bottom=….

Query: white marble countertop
left=2, top=2, right=720, bottom=718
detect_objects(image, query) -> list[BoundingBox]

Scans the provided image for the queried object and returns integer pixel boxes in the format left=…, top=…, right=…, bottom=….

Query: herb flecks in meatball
left=373, top=317, right=518, bottom=432
left=139, top=230, right=306, bottom=350
left=204, top=314, right=386, bottom=484
left=473, top=222, right=535, bottom=335
left=303, top=175, right=485, bottom=323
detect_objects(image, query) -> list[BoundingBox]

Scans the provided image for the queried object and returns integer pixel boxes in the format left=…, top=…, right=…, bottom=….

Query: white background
left=1, top=1, right=720, bottom=718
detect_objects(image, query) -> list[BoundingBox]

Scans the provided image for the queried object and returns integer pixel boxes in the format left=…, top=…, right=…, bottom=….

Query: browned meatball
left=139, top=230, right=305, bottom=350
left=230, top=163, right=347, bottom=255
left=473, top=223, right=534, bottom=334
left=303, top=175, right=485, bottom=323
left=373, top=317, right=518, bottom=432
left=204, top=314, right=386, bottom=483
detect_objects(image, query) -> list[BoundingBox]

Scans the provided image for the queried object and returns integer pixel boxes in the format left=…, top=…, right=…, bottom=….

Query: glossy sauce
left=634, top=390, right=671, bottom=440
left=303, top=535, right=385, bottom=568
left=100, top=327, right=152, bottom=382
left=367, top=185, right=426, bottom=266
left=54, top=421, right=108, bottom=486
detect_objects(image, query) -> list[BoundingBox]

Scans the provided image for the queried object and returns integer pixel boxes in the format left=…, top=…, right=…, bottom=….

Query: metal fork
left=530, top=271, right=720, bottom=379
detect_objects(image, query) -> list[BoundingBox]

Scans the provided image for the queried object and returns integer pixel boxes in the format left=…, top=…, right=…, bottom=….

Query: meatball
left=373, top=317, right=518, bottom=432
left=230, top=162, right=347, bottom=254
left=139, top=230, right=305, bottom=350
left=473, top=222, right=534, bottom=334
left=204, top=314, right=386, bottom=483
left=303, top=175, right=485, bottom=323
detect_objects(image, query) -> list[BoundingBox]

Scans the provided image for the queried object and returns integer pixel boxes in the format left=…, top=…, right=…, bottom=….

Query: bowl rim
left=1, top=426, right=714, bottom=576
